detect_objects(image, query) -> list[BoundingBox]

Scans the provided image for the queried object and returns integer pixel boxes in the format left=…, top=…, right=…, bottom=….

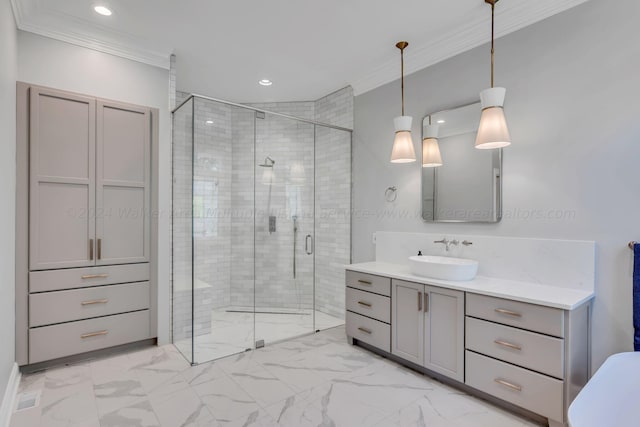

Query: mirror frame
left=421, top=102, right=503, bottom=223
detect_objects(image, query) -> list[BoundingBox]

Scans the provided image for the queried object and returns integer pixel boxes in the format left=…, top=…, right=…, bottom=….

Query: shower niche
left=172, top=93, right=352, bottom=364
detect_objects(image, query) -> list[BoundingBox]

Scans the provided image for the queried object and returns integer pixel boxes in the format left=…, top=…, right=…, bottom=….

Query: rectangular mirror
left=422, top=102, right=502, bottom=223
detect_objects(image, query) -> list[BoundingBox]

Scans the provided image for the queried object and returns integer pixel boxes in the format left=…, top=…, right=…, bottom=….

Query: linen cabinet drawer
left=346, top=287, right=390, bottom=323
left=346, top=311, right=391, bottom=352
left=29, top=310, right=150, bottom=364
left=466, top=351, right=564, bottom=422
left=466, top=293, right=564, bottom=337
left=346, top=271, right=390, bottom=297
left=30, top=282, right=150, bottom=327
left=30, top=263, right=150, bottom=293
left=466, top=317, right=564, bottom=379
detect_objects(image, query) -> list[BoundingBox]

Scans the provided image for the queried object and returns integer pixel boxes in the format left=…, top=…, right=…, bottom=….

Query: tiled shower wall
left=172, top=88, right=352, bottom=325
left=232, top=101, right=316, bottom=312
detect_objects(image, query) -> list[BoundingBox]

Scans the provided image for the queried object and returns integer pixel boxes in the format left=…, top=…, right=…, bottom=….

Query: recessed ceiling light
left=205, top=120, right=214, bottom=125
left=258, top=79, right=273, bottom=86
left=94, top=5, right=112, bottom=16
left=437, top=119, right=446, bottom=124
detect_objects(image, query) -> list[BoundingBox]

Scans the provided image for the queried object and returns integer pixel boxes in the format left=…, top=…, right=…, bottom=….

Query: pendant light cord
left=400, top=47, right=405, bottom=115
left=490, top=1, right=495, bottom=88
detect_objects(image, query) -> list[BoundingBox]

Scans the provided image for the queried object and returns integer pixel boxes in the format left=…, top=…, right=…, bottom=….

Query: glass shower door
left=254, top=112, right=316, bottom=345
left=190, top=99, right=257, bottom=364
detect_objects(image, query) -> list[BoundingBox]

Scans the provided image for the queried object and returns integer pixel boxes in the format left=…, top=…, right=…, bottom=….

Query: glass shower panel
left=254, top=113, right=316, bottom=345
left=172, top=97, right=194, bottom=363
left=191, top=98, right=256, bottom=364
left=314, top=126, right=351, bottom=330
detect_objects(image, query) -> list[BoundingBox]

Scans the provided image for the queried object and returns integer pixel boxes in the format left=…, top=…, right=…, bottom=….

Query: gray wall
left=0, top=0, right=17, bottom=405
left=353, top=0, right=640, bottom=372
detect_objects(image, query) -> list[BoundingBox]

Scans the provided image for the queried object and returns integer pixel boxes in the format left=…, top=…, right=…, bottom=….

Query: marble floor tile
left=214, top=408, right=278, bottom=427
left=99, top=400, right=160, bottom=427
left=192, top=375, right=262, bottom=423
left=93, top=374, right=147, bottom=417
left=228, top=364, right=296, bottom=406
left=149, top=384, right=214, bottom=427
left=181, top=360, right=227, bottom=386
left=260, top=358, right=327, bottom=393
left=40, top=381, right=100, bottom=427
left=10, top=326, right=542, bottom=427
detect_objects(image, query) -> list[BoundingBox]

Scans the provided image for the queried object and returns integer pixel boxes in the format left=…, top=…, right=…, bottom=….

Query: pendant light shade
left=390, top=41, right=416, bottom=163
left=391, top=116, right=416, bottom=163
left=422, top=123, right=443, bottom=167
left=476, top=0, right=511, bottom=150
left=475, top=87, right=511, bottom=149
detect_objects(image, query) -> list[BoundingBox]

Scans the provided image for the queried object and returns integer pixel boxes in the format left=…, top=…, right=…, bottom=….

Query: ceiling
left=11, top=0, right=589, bottom=103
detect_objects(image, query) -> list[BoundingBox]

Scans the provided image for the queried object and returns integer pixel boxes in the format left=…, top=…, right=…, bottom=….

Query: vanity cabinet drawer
left=466, top=351, right=564, bottom=422
left=29, top=310, right=150, bottom=364
left=346, top=311, right=391, bottom=352
left=346, top=287, right=390, bottom=323
left=30, top=263, right=150, bottom=293
left=466, top=317, right=564, bottom=379
left=466, top=293, right=564, bottom=337
left=346, top=271, right=390, bottom=296
left=29, top=282, right=150, bottom=327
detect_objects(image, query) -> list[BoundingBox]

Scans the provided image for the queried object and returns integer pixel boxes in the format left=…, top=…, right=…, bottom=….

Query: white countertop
left=346, top=262, right=594, bottom=310
left=568, top=352, right=640, bottom=427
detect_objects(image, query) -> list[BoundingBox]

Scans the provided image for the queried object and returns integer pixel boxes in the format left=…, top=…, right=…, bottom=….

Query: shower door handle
left=305, top=234, right=314, bottom=255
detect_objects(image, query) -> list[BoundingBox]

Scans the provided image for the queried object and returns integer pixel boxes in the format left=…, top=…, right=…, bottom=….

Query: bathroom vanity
left=345, top=261, right=593, bottom=427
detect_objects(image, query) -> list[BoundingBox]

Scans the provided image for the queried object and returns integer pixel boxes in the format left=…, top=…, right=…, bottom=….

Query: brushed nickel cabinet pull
left=418, top=292, right=422, bottom=311
left=424, top=293, right=429, bottom=313
left=81, top=330, right=109, bottom=339
left=357, top=327, right=372, bottom=335
left=494, top=339, right=522, bottom=351
left=358, top=301, right=372, bottom=308
left=357, top=279, right=372, bottom=285
left=81, top=274, right=109, bottom=279
left=97, top=238, right=102, bottom=260
left=89, top=239, right=94, bottom=260
left=81, top=299, right=109, bottom=306
left=494, top=308, right=522, bottom=318
left=494, top=378, right=522, bottom=392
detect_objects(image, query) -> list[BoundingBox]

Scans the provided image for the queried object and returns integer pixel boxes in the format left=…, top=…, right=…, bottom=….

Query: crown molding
left=10, top=0, right=171, bottom=70
left=11, top=0, right=589, bottom=83
left=351, top=0, right=591, bottom=96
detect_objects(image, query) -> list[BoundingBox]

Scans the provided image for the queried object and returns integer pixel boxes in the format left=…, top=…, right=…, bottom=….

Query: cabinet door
left=423, top=285, right=465, bottom=382
left=95, top=101, right=151, bottom=265
left=29, top=88, right=96, bottom=270
left=391, top=279, right=424, bottom=365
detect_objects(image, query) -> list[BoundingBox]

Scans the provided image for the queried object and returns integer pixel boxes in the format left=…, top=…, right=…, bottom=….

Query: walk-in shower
left=172, top=91, right=352, bottom=364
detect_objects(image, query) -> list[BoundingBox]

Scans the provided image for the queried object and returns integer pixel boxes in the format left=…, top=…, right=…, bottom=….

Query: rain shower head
left=259, top=156, right=275, bottom=168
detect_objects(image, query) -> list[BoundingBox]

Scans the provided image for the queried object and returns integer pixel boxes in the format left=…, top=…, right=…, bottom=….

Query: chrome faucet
left=433, top=238, right=459, bottom=252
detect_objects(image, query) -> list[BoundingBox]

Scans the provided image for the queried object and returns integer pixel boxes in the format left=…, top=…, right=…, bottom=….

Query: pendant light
left=390, top=41, right=417, bottom=163
left=475, top=0, right=511, bottom=149
left=422, top=119, right=443, bottom=167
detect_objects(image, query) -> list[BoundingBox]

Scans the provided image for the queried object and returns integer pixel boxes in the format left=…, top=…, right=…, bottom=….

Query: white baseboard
left=0, top=363, right=20, bottom=427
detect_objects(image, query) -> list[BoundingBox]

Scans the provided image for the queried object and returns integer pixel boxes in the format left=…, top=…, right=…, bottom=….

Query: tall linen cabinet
left=16, top=83, right=158, bottom=366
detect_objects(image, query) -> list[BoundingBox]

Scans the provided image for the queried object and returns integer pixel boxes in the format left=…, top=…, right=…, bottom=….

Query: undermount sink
left=409, top=255, right=479, bottom=281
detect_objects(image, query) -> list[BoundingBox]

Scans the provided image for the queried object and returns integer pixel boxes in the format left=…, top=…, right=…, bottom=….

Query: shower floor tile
left=174, top=309, right=344, bottom=363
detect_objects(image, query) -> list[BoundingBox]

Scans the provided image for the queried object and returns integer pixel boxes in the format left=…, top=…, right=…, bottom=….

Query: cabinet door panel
left=29, top=88, right=96, bottom=270
left=391, top=279, right=424, bottom=365
left=424, top=285, right=464, bottom=382
left=96, top=102, right=150, bottom=265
